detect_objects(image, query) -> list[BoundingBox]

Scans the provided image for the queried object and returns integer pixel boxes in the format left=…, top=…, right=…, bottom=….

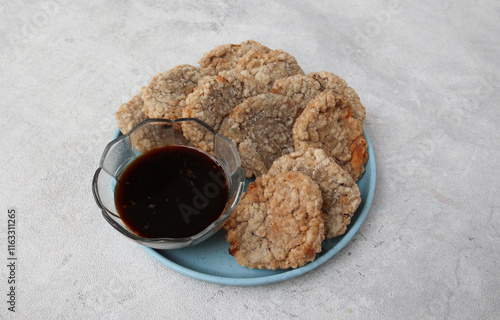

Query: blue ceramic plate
left=112, top=128, right=376, bottom=286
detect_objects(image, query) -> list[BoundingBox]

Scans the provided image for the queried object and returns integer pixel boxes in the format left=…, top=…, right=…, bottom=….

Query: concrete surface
left=0, top=0, right=499, bottom=319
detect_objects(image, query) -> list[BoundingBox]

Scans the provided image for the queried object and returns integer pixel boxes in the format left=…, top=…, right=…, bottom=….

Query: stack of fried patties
left=116, top=40, right=368, bottom=270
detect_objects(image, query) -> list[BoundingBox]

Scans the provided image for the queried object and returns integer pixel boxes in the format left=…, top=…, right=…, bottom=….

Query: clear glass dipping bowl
left=92, top=118, right=245, bottom=249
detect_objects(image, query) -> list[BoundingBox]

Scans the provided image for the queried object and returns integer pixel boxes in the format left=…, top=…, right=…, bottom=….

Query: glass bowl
left=92, top=118, right=245, bottom=249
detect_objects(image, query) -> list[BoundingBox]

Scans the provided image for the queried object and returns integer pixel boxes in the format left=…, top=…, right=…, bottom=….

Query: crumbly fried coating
left=115, top=94, right=168, bottom=152
left=293, top=91, right=368, bottom=181
left=271, top=74, right=322, bottom=109
left=116, top=93, right=147, bottom=134
left=198, top=40, right=271, bottom=75
left=181, top=69, right=266, bottom=152
left=183, top=47, right=304, bottom=152
left=220, top=93, right=300, bottom=178
left=268, top=148, right=361, bottom=238
left=141, top=64, right=208, bottom=120
left=233, top=49, right=305, bottom=91
left=271, top=71, right=366, bottom=122
left=223, top=171, right=324, bottom=269
left=310, top=72, right=365, bottom=122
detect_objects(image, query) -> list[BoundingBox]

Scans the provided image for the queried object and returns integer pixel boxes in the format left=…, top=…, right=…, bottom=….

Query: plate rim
left=112, top=128, right=376, bottom=286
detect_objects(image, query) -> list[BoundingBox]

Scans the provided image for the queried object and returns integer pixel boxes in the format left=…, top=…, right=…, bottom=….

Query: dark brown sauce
left=114, top=145, right=229, bottom=238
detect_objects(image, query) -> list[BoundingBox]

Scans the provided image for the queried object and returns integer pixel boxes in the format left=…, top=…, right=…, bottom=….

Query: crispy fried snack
left=293, top=91, right=368, bottom=181
left=116, top=94, right=147, bottom=135
left=233, top=49, right=304, bottom=91
left=181, top=69, right=265, bottom=152
left=115, top=94, right=169, bottom=152
left=268, top=148, right=361, bottom=238
left=141, top=64, right=208, bottom=120
left=199, top=40, right=271, bottom=75
left=220, top=93, right=300, bottom=178
left=183, top=46, right=305, bottom=152
left=271, top=71, right=365, bottom=122
left=224, top=171, right=324, bottom=269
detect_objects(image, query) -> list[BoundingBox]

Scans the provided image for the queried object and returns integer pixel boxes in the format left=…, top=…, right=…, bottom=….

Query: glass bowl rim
left=92, top=117, right=245, bottom=246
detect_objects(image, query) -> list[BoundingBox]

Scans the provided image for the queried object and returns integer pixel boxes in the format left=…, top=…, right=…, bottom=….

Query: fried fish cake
left=199, top=40, right=271, bottom=75
left=115, top=94, right=168, bottom=152
left=183, top=47, right=304, bottom=152
left=220, top=93, right=301, bottom=178
left=223, top=171, right=324, bottom=270
left=233, top=49, right=305, bottom=91
left=141, top=64, right=208, bottom=120
left=268, top=148, right=361, bottom=238
left=293, top=91, right=368, bottom=181
left=271, top=71, right=366, bottom=122
left=181, top=69, right=266, bottom=152
left=116, top=93, right=147, bottom=135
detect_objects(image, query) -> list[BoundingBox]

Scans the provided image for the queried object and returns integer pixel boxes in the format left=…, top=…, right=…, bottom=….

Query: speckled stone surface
left=1, top=0, right=499, bottom=319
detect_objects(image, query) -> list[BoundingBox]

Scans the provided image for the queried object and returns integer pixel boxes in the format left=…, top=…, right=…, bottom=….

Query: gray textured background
left=1, top=0, right=499, bottom=319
